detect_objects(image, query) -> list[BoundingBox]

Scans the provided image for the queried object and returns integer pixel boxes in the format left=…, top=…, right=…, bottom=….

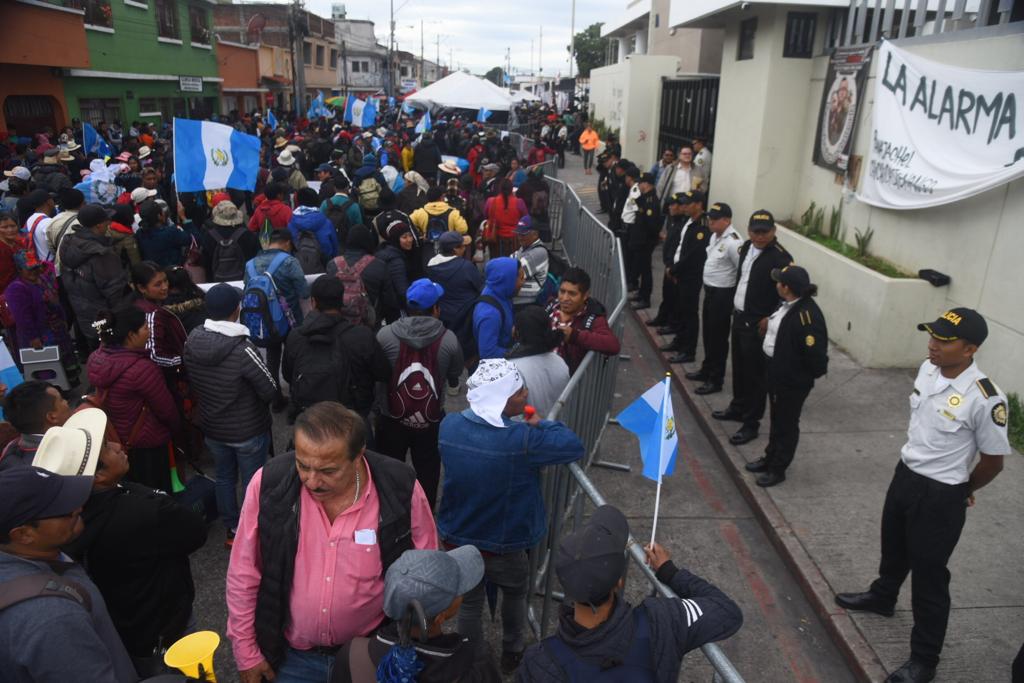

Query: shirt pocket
left=909, top=393, right=922, bottom=411
left=342, top=537, right=382, bottom=581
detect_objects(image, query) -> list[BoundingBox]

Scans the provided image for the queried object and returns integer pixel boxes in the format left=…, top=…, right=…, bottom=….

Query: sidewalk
left=557, top=155, right=1023, bottom=682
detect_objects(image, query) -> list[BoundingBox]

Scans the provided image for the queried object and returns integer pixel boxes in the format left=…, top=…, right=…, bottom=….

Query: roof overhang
left=601, top=0, right=652, bottom=38
left=670, top=0, right=848, bottom=29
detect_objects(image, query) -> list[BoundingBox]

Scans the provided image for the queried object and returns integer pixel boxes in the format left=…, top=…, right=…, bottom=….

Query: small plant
left=1008, top=393, right=1024, bottom=453
left=828, top=205, right=843, bottom=240
left=799, top=202, right=817, bottom=235
left=854, top=226, right=874, bottom=257
left=807, top=207, right=825, bottom=238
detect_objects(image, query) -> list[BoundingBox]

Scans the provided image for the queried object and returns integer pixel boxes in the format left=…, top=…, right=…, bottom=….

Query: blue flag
left=388, top=96, right=396, bottom=108
left=477, top=107, right=493, bottom=123
left=401, top=102, right=415, bottom=116
left=82, top=122, right=113, bottom=159
left=307, top=91, right=327, bottom=120
left=415, top=111, right=432, bottom=134
left=615, top=377, right=678, bottom=482
left=172, top=118, right=261, bottom=192
left=360, top=99, right=377, bottom=127
left=266, top=109, right=278, bottom=130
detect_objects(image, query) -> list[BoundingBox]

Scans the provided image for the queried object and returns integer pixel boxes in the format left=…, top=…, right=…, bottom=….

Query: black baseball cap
left=555, top=505, right=629, bottom=606
left=0, top=467, right=92, bottom=536
left=638, top=172, right=656, bottom=185
left=917, top=308, right=988, bottom=346
left=771, top=265, right=810, bottom=293
left=77, top=203, right=115, bottom=228
left=749, top=209, right=776, bottom=232
left=674, top=190, right=705, bottom=206
left=706, top=202, right=732, bottom=219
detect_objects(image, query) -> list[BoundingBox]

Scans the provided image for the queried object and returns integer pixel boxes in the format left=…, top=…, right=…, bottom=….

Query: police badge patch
left=992, top=402, right=1007, bottom=427
left=805, top=335, right=815, bottom=347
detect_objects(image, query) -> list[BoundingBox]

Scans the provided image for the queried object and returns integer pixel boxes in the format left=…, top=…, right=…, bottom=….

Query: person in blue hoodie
left=428, top=231, right=483, bottom=355
left=287, top=187, right=339, bottom=270
left=472, top=256, right=524, bottom=361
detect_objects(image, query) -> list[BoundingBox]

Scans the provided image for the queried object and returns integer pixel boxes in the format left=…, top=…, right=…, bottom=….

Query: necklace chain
left=352, top=464, right=361, bottom=507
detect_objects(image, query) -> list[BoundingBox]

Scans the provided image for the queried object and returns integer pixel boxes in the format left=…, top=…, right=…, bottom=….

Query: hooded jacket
left=411, top=138, right=442, bottom=178
left=59, top=224, right=131, bottom=339
left=288, top=206, right=339, bottom=261
left=426, top=253, right=483, bottom=347
left=87, top=345, right=180, bottom=447
left=247, top=198, right=292, bottom=232
left=183, top=320, right=278, bottom=442
left=200, top=221, right=260, bottom=280
left=473, top=257, right=518, bottom=359
left=136, top=220, right=194, bottom=268
left=410, top=201, right=469, bottom=237
left=376, top=315, right=464, bottom=418
left=325, top=225, right=398, bottom=323
left=31, top=164, right=71, bottom=195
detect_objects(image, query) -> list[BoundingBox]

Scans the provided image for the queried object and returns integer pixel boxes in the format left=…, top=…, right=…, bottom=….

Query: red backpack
left=331, top=254, right=376, bottom=327
left=386, top=335, right=444, bottom=429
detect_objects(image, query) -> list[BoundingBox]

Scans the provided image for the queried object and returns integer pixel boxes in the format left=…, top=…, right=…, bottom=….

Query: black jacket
left=200, top=222, right=261, bottom=281
left=668, top=214, right=709, bottom=283
left=63, top=482, right=207, bottom=657
left=767, top=296, right=829, bottom=390
left=59, top=223, right=132, bottom=339
left=628, top=189, right=661, bottom=249
left=735, top=238, right=792, bottom=318
left=662, top=215, right=684, bottom=267
left=325, top=249, right=398, bottom=324
left=517, top=561, right=743, bottom=683
left=375, top=244, right=416, bottom=317
left=412, top=139, right=442, bottom=178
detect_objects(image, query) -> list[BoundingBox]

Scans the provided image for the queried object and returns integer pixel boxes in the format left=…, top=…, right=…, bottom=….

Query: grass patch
left=1007, top=393, right=1024, bottom=454
left=803, top=233, right=914, bottom=279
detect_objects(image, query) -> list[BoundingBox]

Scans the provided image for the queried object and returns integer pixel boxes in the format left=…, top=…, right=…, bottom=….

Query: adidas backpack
left=386, top=335, right=444, bottom=429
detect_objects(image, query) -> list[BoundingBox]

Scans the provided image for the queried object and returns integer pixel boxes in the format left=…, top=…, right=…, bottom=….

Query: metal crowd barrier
left=526, top=174, right=746, bottom=683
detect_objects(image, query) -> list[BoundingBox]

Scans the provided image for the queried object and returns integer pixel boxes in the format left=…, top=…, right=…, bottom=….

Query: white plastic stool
left=19, top=346, right=71, bottom=391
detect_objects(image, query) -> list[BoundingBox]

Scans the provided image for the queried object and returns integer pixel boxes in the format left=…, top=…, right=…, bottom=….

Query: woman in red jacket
left=88, top=305, right=181, bottom=492
left=483, top=179, right=528, bottom=259
left=131, top=261, right=188, bottom=383
left=0, top=212, right=21, bottom=293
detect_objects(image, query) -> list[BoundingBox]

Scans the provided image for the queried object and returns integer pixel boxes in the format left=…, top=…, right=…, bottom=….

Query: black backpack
left=289, top=323, right=353, bottom=412
left=296, top=229, right=325, bottom=274
left=325, top=197, right=356, bottom=245
left=211, top=227, right=247, bottom=282
left=425, top=208, right=453, bottom=244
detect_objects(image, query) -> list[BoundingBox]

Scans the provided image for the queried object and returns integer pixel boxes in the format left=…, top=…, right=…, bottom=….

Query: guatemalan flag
left=344, top=96, right=378, bottom=127
left=83, top=122, right=113, bottom=159
left=415, top=111, right=432, bottom=134
left=477, top=107, right=493, bottom=123
left=172, top=118, right=260, bottom=192
left=615, top=376, right=679, bottom=482
left=266, top=109, right=278, bottom=130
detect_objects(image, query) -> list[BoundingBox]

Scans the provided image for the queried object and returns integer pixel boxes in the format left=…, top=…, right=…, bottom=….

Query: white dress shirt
left=669, top=163, right=693, bottom=196
left=702, top=225, right=742, bottom=288
left=762, top=300, right=797, bottom=357
left=733, top=245, right=763, bottom=311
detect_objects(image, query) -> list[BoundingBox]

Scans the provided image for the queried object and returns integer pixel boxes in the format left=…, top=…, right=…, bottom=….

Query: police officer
left=836, top=308, right=1009, bottom=683
left=744, top=266, right=828, bottom=487
left=646, top=193, right=688, bottom=332
left=711, top=210, right=792, bottom=445
left=661, top=191, right=709, bottom=364
left=685, top=202, right=741, bottom=395
left=628, top=172, right=661, bottom=311
left=596, top=151, right=614, bottom=214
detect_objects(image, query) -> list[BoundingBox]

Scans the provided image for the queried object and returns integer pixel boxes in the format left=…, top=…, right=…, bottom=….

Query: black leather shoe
left=645, top=318, right=666, bottom=327
left=711, top=408, right=743, bottom=422
left=745, top=457, right=769, bottom=472
left=730, top=427, right=758, bottom=445
left=659, top=341, right=681, bottom=352
left=631, top=300, right=651, bottom=310
left=884, top=659, right=936, bottom=683
left=695, top=382, right=722, bottom=395
left=685, top=370, right=707, bottom=381
left=656, top=326, right=678, bottom=336
left=667, top=353, right=695, bottom=364
left=756, top=471, right=786, bottom=487
left=834, top=591, right=895, bottom=617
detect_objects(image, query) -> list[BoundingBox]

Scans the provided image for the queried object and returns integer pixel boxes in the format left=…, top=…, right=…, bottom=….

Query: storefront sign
left=858, top=41, right=1024, bottom=210
left=179, top=76, right=203, bottom=93
left=813, top=45, right=873, bottom=174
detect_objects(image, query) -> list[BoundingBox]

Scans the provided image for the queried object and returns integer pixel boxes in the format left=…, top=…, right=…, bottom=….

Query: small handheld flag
left=266, top=109, right=278, bottom=130
left=82, top=122, right=113, bottom=159
left=477, top=107, right=493, bottom=123
left=415, top=111, right=432, bottom=134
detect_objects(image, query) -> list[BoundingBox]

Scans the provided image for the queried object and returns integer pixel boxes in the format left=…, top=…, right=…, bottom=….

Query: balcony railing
left=834, top=0, right=1019, bottom=46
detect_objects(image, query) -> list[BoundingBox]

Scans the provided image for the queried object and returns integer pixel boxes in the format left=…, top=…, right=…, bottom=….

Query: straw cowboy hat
left=31, top=408, right=108, bottom=478
left=137, top=145, right=152, bottom=159
left=277, top=149, right=297, bottom=166
left=437, top=160, right=461, bottom=176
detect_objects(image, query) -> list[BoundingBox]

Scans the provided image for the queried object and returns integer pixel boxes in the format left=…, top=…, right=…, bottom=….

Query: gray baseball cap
left=383, top=546, right=485, bottom=620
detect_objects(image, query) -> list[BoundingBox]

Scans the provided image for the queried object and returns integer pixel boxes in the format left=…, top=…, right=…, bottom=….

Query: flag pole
left=650, top=374, right=671, bottom=546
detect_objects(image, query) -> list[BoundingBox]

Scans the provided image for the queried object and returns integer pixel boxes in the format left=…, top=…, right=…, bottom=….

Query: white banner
left=857, top=41, right=1024, bottom=210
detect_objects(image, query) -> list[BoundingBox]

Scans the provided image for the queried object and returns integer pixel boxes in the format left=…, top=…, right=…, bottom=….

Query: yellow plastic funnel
left=164, top=630, right=220, bottom=681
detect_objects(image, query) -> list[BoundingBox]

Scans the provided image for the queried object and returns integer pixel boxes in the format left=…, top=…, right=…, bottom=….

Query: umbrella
left=326, top=96, right=346, bottom=107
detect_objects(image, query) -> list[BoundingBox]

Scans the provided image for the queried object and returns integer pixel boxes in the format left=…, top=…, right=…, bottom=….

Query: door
left=657, top=78, right=719, bottom=156
left=3, top=95, right=58, bottom=135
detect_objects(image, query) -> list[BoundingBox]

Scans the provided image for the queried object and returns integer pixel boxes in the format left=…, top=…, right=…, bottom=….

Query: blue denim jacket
left=436, top=409, right=584, bottom=553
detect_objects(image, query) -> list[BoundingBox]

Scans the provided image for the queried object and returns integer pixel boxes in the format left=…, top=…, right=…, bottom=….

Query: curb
left=629, top=307, right=889, bottom=683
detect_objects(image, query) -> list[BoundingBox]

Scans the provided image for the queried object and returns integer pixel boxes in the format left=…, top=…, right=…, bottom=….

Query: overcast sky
left=293, top=0, right=622, bottom=76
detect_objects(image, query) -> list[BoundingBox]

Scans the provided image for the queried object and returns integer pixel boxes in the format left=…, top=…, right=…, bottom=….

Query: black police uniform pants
left=653, top=270, right=679, bottom=327
left=869, top=462, right=969, bottom=668
left=764, top=382, right=811, bottom=473
left=728, top=312, right=768, bottom=432
left=670, top=279, right=702, bottom=355
left=697, top=286, right=735, bottom=386
left=629, top=244, right=656, bottom=301
left=376, top=417, right=441, bottom=509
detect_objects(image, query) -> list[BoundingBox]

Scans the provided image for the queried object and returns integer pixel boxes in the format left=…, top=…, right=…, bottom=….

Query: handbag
left=184, top=236, right=206, bottom=284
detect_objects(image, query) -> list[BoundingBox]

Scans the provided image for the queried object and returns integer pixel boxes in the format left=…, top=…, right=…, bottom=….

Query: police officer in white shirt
left=836, top=308, right=1009, bottom=683
left=685, top=202, right=741, bottom=395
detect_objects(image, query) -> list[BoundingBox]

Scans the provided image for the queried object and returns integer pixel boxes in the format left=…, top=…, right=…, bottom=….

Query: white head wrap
left=404, top=170, right=429, bottom=193
left=467, top=359, right=524, bottom=428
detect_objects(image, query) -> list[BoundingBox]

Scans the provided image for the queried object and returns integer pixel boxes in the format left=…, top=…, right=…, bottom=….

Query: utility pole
left=449, top=46, right=453, bottom=73
left=568, top=0, right=576, bottom=79
left=505, top=47, right=511, bottom=90
left=530, top=38, right=534, bottom=78
left=341, top=40, right=349, bottom=98
left=538, top=25, right=543, bottom=97
left=290, top=0, right=306, bottom=113
left=436, top=34, right=441, bottom=75
left=420, top=20, right=425, bottom=85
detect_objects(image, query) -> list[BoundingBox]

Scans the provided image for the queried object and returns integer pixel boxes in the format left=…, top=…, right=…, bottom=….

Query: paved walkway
left=557, top=155, right=1023, bottom=682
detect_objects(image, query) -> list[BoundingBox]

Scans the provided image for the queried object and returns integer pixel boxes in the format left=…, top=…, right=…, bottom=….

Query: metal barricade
left=527, top=178, right=746, bottom=683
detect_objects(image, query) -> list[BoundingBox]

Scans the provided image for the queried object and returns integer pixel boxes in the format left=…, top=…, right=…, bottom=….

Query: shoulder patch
left=991, top=402, right=1007, bottom=427
left=976, top=378, right=997, bottom=399
left=727, top=232, right=740, bottom=239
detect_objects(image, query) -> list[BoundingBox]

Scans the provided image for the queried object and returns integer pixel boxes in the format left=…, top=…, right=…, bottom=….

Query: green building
left=63, top=0, right=221, bottom=126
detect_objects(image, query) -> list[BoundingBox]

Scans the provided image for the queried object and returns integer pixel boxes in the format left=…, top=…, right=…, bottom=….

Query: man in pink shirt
left=226, top=402, right=438, bottom=683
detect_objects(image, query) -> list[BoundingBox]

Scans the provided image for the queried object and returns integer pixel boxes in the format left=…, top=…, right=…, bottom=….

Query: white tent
left=511, top=90, right=540, bottom=102
left=404, top=71, right=514, bottom=112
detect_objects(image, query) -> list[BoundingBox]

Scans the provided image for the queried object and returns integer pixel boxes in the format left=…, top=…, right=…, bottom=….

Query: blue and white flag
left=477, top=107, right=493, bottom=123
left=615, top=376, right=678, bottom=482
left=266, top=109, right=278, bottom=130
left=388, top=96, right=396, bottom=108
left=415, top=111, right=432, bottom=134
left=503, top=72, right=512, bottom=85
left=401, top=102, right=416, bottom=116
left=307, top=91, right=331, bottom=120
left=82, top=122, right=113, bottom=159
left=172, top=118, right=260, bottom=192
left=344, top=96, right=377, bottom=127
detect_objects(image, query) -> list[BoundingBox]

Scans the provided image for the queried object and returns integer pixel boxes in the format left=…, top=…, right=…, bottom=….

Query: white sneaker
left=446, top=383, right=460, bottom=397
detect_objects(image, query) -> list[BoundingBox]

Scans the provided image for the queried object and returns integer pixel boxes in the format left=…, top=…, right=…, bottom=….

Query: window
left=84, top=0, right=114, bottom=29
left=352, top=60, right=361, bottom=73
left=303, top=42, right=312, bottom=65
left=78, top=98, right=123, bottom=126
left=783, top=12, right=817, bottom=58
left=315, top=45, right=324, bottom=67
left=400, top=66, right=409, bottom=77
left=737, top=17, right=757, bottom=61
left=329, top=49, right=338, bottom=70
left=155, top=0, right=180, bottom=40
left=188, top=4, right=211, bottom=45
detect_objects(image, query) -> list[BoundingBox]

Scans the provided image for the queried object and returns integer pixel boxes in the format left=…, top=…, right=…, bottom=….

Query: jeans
left=457, top=550, right=529, bottom=655
left=275, top=647, right=334, bottom=683
left=583, top=149, right=595, bottom=170
left=206, top=432, right=270, bottom=532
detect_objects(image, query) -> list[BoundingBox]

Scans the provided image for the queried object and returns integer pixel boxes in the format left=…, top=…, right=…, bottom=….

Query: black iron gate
left=657, top=77, right=719, bottom=155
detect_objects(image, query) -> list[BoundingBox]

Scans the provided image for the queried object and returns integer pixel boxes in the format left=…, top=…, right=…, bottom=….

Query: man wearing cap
left=660, top=191, right=709, bottom=364
left=517, top=505, right=742, bottom=681
left=227, top=402, right=438, bottom=683
left=627, top=171, right=661, bottom=310
left=686, top=202, right=741, bottom=395
left=743, top=266, right=828, bottom=487
left=836, top=308, right=1009, bottom=683
left=712, top=210, right=792, bottom=445
left=58, top=204, right=131, bottom=349
left=1, top=167, right=32, bottom=212
left=437, top=358, right=585, bottom=673
left=511, top=215, right=551, bottom=308
left=0, top=466, right=137, bottom=682
left=376, top=278, right=463, bottom=507
left=426, top=231, right=483, bottom=354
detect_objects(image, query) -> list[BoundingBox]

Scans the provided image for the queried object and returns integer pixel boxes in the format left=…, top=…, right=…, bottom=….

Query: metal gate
left=657, top=77, right=719, bottom=154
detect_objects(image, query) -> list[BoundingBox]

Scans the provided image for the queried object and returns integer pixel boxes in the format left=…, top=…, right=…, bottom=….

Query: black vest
left=253, top=450, right=416, bottom=667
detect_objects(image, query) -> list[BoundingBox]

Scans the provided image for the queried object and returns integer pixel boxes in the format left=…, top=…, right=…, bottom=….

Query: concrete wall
left=0, top=2, right=89, bottom=69
left=650, top=0, right=725, bottom=73
left=218, top=43, right=260, bottom=91
left=590, top=55, right=681, bottom=163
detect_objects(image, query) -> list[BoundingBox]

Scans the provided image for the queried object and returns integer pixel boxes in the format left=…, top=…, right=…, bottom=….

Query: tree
left=571, top=23, right=609, bottom=78
left=483, top=66, right=504, bottom=86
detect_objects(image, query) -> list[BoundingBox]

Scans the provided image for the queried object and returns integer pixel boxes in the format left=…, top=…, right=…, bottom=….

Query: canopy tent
left=511, top=90, right=540, bottom=102
left=404, top=71, right=514, bottom=112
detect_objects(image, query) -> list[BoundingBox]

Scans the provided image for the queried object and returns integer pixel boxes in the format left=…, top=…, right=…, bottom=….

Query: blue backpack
left=241, top=252, right=294, bottom=347
left=540, top=607, right=656, bottom=682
